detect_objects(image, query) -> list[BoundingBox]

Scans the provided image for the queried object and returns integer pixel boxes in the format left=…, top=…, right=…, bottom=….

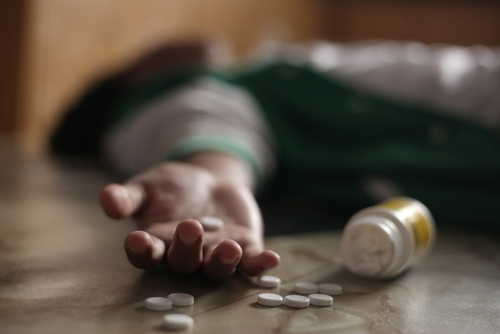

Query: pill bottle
left=340, top=197, right=436, bottom=278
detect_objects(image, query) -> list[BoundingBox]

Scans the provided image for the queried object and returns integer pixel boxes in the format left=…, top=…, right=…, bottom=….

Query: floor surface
left=1, top=138, right=499, bottom=334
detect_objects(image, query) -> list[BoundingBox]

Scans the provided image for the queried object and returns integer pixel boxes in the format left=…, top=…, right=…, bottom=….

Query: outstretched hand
left=99, top=160, right=280, bottom=280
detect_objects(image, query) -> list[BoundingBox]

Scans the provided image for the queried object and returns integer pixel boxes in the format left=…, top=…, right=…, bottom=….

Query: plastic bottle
left=340, top=197, right=436, bottom=278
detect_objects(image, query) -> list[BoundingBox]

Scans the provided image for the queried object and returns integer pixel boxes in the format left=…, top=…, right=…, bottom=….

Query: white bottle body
left=340, top=197, right=436, bottom=278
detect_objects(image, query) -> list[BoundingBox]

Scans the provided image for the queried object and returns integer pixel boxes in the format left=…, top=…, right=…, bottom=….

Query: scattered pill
left=318, top=283, right=343, bottom=295
left=257, top=293, right=283, bottom=307
left=308, top=294, right=333, bottom=307
left=163, top=314, right=194, bottom=330
left=200, top=216, right=224, bottom=231
left=294, top=282, right=318, bottom=294
left=144, top=297, right=173, bottom=311
left=257, top=275, right=281, bottom=288
left=284, top=295, right=310, bottom=308
left=167, top=293, right=194, bottom=306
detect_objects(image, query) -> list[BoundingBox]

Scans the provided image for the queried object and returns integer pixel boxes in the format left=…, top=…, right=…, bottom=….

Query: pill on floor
left=167, top=293, right=194, bottom=306
left=257, top=275, right=281, bottom=288
left=257, top=293, right=283, bottom=307
left=200, top=216, right=224, bottom=231
left=294, top=282, right=318, bottom=294
left=284, top=295, right=310, bottom=308
left=144, top=297, right=173, bottom=311
left=308, top=293, right=333, bottom=307
left=163, top=314, right=194, bottom=330
left=318, top=283, right=343, bottom=295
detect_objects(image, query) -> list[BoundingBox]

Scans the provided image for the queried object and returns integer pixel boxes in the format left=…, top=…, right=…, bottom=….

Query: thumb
left=99, top=182, right=146, bottom=219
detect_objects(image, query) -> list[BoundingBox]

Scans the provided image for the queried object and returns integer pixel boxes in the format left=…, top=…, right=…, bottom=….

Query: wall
left=11, top=0, right=325, bottom=151
left=323, top=2, right=500, bottom=46
left=0, top=2, right=26, bottom=134
left=3, top=1, right=500, bottom=151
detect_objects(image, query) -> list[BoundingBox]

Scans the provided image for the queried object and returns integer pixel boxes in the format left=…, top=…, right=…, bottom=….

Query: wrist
left=180, top=151, right=255, bottom=192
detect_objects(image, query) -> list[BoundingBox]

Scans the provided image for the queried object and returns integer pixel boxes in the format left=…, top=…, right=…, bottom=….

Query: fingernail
left=220, top=255, right=239, bottom=265
left=179, top=233, right=198, bottom=246
left=128, top=242, right=148, bottom=255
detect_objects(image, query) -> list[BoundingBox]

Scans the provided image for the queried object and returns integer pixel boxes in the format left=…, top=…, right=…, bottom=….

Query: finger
left=99, top=183, right=145, bottom=219
left=239, top=246, right=281, bottom=277
left=202, top=239, right=242, bottom=280
left=124, top=230, right=165, bottom=270
left=167, top=219, right=204, bottom=274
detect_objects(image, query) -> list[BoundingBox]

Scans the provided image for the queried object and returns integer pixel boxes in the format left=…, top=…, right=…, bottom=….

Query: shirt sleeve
left=100, top=76, right=276, bottom=188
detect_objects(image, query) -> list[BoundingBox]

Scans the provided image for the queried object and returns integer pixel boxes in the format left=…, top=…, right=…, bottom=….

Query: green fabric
left=108, top=61, right=500, bottom=227
left=219, top=62, right=500, bottom=226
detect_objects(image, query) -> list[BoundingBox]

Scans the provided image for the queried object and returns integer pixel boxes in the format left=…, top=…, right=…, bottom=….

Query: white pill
left=257, top=293, right=283, bottom=307
left=284, top=295, right=310, bottom=308
left=163, top=314, right=194, bottom=330
left=167, top=293, right=194, bottom=306
left=200, top=216, right=224, bottom=231
left=318, top=283, right=343, bottom=295
left=257, top=275, right=281, bottom=288
left=144, top=297, right=173, bottom=311
left=308, top=293, right=333, bottom=307
left=294, top=282, right=318, bottom=294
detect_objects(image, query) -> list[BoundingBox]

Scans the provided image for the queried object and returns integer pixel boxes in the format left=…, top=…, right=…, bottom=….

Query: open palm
left=100, top=162, right=280, bottom=279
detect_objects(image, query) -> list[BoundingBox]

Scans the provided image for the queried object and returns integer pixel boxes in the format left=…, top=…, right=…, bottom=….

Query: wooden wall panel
left=18, top=0, right=207, bottom=149
left=322, top=2, right=500, bottom=46
left=14, top=0, right=325, bottom=151
left=0, top=1, right=26, bottom=133
left=6, top=1, right=500, bottom=151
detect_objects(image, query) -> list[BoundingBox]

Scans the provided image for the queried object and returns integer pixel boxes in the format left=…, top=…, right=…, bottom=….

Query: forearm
left=181, top=151, right=255, bottom=192
left=101, top=77, right=276, bottom=185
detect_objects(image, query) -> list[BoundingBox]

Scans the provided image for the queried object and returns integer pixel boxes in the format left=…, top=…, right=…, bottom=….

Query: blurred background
left=1, top=0, right=500, bottom=153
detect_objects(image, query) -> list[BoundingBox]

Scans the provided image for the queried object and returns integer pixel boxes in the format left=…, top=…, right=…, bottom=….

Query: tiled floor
left=1, top=137, right=499, bottom=334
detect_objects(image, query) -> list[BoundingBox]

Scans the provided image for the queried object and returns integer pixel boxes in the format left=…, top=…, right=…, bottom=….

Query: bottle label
left=378, top=197, right=434, bottom=255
